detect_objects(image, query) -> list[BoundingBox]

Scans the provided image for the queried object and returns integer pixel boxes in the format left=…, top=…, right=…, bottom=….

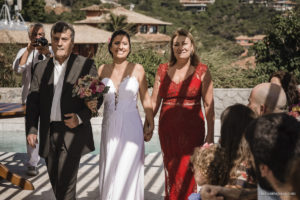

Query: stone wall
left=0, top=88, right=22, bottom=104
left=0, top=87, right=252, bottom=119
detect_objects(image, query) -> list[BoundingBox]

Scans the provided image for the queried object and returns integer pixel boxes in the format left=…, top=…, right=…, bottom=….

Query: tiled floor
left=0, top=152, right=165, bottom=200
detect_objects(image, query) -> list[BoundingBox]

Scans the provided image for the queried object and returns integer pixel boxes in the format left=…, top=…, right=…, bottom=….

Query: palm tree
left=107, top=13, right=128, bottom=32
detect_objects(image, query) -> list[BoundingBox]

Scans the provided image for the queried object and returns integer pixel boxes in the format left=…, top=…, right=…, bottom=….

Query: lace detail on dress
left=157, top=62, right=207, bottom=200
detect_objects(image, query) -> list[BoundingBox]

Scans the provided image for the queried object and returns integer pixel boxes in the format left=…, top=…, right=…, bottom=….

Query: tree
left=21, top=0, right=46, bottom=22
left=253, top=12, right=300, bottom=81
left=107, top=13, right=128, bottom=32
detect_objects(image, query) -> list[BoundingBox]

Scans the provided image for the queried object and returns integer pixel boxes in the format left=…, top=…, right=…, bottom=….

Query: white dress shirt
left=12, top=47, right=53, bottom=104
left=50, top=57, right=69, bottom=122
left=50, top=56, right=83, bottom=124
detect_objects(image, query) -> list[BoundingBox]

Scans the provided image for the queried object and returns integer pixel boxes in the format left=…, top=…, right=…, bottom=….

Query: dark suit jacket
left=26, top=53, right=102, bottom=158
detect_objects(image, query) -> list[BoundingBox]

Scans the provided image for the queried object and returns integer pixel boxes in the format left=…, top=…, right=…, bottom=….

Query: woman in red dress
left=150, top=29, right=215, bottom=199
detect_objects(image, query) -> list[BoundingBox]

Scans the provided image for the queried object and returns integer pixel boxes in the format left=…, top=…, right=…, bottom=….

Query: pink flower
left=97, top=84, right=105, bottom=93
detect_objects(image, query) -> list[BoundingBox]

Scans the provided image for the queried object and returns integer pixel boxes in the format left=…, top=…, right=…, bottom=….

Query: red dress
left=157, top=63, right=207, bottom=200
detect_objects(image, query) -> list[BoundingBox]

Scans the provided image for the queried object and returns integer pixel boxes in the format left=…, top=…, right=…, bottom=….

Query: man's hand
left=85, top=100, right=97, bottom=113
left=27, top=134, right=38, bottom=148
left=200, top=185, right=224, bottom=200
left=64, top=113, right=79, bottom=129
left=27, top=41, right=35, bottom=52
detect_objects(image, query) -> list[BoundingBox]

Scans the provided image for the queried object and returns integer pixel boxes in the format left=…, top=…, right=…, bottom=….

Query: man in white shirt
left=12, top=23, right=52, bottom=176
left=26, top=21, right=102, bottom=200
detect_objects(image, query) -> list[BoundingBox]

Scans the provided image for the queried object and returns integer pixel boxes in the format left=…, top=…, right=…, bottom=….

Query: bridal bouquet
left=72, top=75, right=109, bottom=117
left=289, top=102, right=300, bottom=121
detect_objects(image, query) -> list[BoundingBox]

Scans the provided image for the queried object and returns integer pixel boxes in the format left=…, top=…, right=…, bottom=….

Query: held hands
left=27, top=134, right=38, bottom=148
left=64, top=113, right=79, bottom=129
left=85, top=100, right=98, bottom=114
left=143, top=119, right=154, bottom=142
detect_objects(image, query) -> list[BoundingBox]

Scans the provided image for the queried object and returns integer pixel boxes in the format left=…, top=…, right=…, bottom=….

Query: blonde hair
left=190, top=144, right=229, bottom=186
left=169, top=28, right=200, bottom=67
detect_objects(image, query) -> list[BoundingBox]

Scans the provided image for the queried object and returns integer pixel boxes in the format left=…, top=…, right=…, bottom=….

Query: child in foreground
left=188, top=143, right=229, bottom=200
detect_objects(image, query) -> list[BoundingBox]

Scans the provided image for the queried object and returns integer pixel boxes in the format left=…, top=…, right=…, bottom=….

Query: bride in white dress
left=87, top=30, right=154, bottom=200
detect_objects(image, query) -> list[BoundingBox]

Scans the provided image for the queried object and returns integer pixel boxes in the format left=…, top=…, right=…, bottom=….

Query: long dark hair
left=220, top=104, right=256, bottom=175
left=108, top=29, right=131, bottom=57
left=269, top=71, right=299, bottom=108
left=169, top=29, right=199, bottom=67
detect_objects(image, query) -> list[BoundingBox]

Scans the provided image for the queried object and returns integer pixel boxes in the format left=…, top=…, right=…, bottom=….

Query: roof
left=0, top=24, right=112, bottom=44
left=75, top=6, right=172, bottom=25
left=180, top=0, right=215, bottom=4
left=80, top=5, right=109, bottom=11
left=235, top=35, right=265, bottom=40
left=272, top=0, right=296, bottom=4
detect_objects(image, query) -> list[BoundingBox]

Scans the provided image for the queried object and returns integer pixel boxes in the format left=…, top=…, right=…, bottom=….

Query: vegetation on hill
left=1, top=0, right=299, bottom=87
left=20, top=0, right=100, bottom=23
left=117, top=0, right=280, bottom=87
left=253, top=11, right=300, bottom=82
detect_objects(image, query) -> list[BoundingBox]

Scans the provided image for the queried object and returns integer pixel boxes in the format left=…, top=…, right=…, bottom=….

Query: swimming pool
left=0, top=130, right=162, bottom=155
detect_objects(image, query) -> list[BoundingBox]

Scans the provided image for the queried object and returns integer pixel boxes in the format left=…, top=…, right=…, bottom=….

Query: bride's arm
left=136, top=64, right=154, bottom=142
left=151, top=66, right=163, bottom=117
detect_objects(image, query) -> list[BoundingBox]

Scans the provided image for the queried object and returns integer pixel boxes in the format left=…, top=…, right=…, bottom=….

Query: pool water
left=0, top=131, right=161, bottom=155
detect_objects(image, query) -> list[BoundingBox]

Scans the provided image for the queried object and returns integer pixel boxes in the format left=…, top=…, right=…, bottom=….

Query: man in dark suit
left=26, top=21, right=101, bottom=200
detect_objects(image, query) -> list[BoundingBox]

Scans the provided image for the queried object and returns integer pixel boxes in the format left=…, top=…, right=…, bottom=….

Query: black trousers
left=45, top=122, right=81, bottom=200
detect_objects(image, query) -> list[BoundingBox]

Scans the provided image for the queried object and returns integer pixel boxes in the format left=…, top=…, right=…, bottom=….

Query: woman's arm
left=98, top=64, right=106, bottom=78
left=201, top=69, right=215, bottom=143
left=136, top=64, right=154, bottom=141
left=151, top=66, right=163, bottom=117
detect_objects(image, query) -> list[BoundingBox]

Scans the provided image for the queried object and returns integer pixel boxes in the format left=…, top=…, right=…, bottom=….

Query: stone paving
left=0, top=99, right=221, bottom=200
left=0, top=152, right=165, bottom=200
left=0, top=117, right=220, bottom=200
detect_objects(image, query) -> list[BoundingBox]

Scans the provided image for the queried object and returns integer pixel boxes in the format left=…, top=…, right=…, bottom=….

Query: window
left=140, top=25, right=148, bottom=33
left=149, top=25, right=157, bottom=34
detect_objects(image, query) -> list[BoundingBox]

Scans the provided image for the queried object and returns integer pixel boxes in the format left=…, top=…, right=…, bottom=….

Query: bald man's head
left=248, top=83, right=287, bottom=116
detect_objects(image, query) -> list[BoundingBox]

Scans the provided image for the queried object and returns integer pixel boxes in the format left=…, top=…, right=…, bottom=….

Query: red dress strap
left=194, top=63, right=208, bottom=80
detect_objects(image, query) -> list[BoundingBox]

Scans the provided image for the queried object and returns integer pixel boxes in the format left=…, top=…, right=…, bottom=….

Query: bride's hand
left=85, top=100, right=98, bottom=112
left=144, top=120, right=154, bottom=142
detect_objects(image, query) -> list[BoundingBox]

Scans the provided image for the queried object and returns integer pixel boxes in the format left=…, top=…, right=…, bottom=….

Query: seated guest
left=219, top=104, right=257, bottom=187
left=248, top=83, right=287, bottom=116
left=245, top=113, right=300, bottom=200
left=188, top=144, right=229, bottom=200
left=269, top=71, right=300, bottom=120
left=269, top=71, right=299, bottom=109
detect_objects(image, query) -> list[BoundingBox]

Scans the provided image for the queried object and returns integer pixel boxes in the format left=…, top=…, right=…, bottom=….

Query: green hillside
left=1, top=0, right=299, bottom=87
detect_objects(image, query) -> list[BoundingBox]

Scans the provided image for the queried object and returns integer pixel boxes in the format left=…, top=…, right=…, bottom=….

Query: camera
left=33, top=37, right=48, bottom=47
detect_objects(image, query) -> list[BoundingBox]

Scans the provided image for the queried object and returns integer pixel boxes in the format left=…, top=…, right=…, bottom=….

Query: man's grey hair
left=51, top=21, right=75, bottom=42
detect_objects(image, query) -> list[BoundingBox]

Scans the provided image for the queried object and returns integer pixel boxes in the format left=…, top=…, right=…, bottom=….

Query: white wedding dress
left=98, top=76, right=144, bottom=200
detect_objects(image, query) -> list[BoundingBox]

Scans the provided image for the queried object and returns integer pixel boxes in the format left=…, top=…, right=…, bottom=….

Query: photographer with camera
left=12, top=23, right=52, bottom=176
